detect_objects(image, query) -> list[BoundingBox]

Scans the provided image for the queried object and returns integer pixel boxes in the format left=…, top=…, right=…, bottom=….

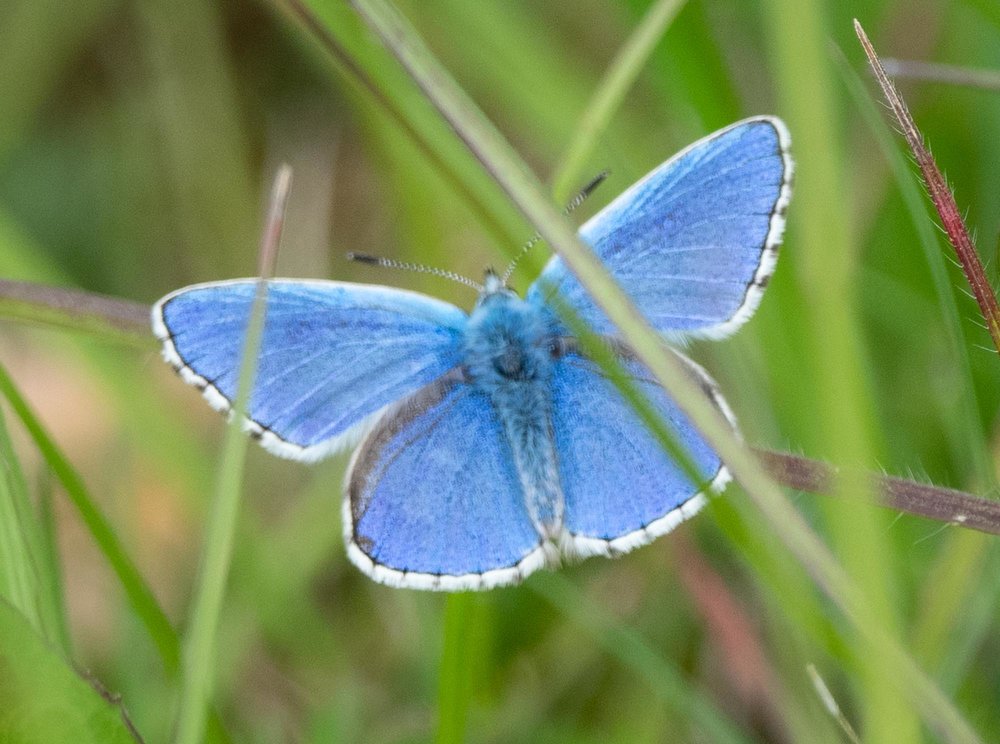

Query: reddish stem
left=855, top=19, right=1000, bottom=355
left=758, top=449, right=1000, bottom=537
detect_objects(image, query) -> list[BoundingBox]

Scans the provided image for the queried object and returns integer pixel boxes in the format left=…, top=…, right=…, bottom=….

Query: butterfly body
left=153, top=117, right=793, bottom=590
left=462, top=273, right=563, bottom=533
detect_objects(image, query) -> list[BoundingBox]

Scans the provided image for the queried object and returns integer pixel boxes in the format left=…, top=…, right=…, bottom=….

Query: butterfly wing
left=345, top=375, right=549, bottom=590
left=527, top=117, right=792, bottom=340
left=153, top=279, right=467, bottom=462
left=550, top=346, right=733, bottom=558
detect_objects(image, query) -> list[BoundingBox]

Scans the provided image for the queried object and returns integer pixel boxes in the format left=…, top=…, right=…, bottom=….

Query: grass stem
left=172, top=165, right=291, bottom=744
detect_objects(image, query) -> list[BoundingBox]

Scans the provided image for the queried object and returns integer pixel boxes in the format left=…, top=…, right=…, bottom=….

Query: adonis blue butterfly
left=152, top=117, right=793, bottom=591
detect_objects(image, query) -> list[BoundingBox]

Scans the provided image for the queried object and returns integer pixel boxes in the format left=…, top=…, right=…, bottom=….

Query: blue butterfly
left=152, top=117, right=792, bottom=591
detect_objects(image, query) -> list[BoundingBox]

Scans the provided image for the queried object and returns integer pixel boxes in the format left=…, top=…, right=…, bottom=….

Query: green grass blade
left=173, top=166, right=290, bottom=744
left=35, top=473, right=72, bottom=656
left=0, top=417, right=70, bottom=655
left=0, top=361, right=180, bottom=673
left=0, top=598, right=141, bottom=743
left=0, top=404, right=41, bottom=629
left=283, top=0, right=530, bottom=251
left=551, top=0, right=687, bottom=200
left=759, top=4, right=914, bottom=742
left=435, top=593, right=478, bottom=744
left=171, top=310, right=263, bottom=744
left=761, top=6, right=974, bottom=743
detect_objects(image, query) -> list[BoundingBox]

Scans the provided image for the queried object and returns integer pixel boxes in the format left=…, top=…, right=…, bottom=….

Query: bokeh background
left=1, top=0, right=1000, bottom=741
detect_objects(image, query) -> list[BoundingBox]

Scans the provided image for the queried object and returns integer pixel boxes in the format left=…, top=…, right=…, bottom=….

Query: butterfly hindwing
left=550, top=345, right=732, bottom=558
left=153, top=279, right=467, bottom=462
left=527, top=117, right=792, bottom=340
left=345, top=375, right=549, bottom=590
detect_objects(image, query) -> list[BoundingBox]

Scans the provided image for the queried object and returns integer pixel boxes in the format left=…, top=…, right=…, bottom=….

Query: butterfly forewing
left=153, top=279, right=467, bottom=461
left=527, top=117, right=792, bottom=341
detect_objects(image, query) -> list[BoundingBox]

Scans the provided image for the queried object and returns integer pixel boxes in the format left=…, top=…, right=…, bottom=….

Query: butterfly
left=152, top=117, right=792, bottom=591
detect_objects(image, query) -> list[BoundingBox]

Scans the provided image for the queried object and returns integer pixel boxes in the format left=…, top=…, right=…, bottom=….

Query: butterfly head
left=479, top=268, right=515, bottom=302
left=465, top=271, right=553, bottom=385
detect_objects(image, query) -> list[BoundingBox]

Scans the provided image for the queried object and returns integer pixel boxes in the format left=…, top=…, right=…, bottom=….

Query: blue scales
left=153, top=117, right=793, bottom=590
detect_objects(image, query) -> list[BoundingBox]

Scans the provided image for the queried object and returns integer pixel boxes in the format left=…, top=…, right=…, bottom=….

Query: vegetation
left=1, top=0, right=999, bottom=741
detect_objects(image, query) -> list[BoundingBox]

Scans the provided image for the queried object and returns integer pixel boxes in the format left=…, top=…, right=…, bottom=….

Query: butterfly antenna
left=500, top=170, right=610, bottom=285
left=346, top=253, right=484, bottom=292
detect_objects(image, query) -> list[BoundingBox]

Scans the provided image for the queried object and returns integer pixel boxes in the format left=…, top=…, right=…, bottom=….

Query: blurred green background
left=1, top=0, right=1000, bottom=742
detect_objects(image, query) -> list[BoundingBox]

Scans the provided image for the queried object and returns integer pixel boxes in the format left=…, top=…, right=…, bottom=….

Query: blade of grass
left=435, top=593, right=476, bottom=744
left=0, top=360, right=180, bottom=672
left=0, top=421, right=70, bottom=655
left=0, top=598, right=143, bottom=744
left=530, top=572, right=753, bottom=744
left=35, top=472, right=72, bottom=655
left=807, top=664, right=863, bottom=744
left=346, top=2, right=982, bottom=740
left=0, top=356, right=233, bottom=744
left=0, top=404, right=41, bottom=629
left=761, top=5, right=917, bottom=742
left=551, top=0, right=687, bottom=200
left=173, top=165, right=291, bottom=744
left=855, top=20, right=1000, bottom=355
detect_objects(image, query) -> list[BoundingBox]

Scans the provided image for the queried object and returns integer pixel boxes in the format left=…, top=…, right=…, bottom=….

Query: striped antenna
left=500, top=170, right=609, bottom=285
left=347, top=253, right=484, bottom=293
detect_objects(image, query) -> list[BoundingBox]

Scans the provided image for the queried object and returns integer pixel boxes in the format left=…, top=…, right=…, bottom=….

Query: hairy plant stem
left=855, top=20, right=1000, bottom=355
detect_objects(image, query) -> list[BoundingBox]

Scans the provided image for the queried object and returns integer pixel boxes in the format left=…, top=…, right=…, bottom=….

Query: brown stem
left=0, top=279, right=151, bottom=346
left=758, top=449, right=1000, bottom=537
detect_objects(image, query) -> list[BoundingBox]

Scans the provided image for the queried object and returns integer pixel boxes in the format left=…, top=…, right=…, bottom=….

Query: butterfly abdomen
left=463, top=290, right=563, bottom=537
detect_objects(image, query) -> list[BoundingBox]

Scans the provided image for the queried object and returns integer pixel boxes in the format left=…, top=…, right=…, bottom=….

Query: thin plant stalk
left=763, top=5, right=912, bottom=741
left=279, top=0, right=525, bottom=251
left=759, top=450, right=1000, bottom=537
left=0, top=279, right=151, bottom=347
left=835, top=43, right=993, bottom=485
left=855, top=20, right=1000, bottom=355
left=435, top=593, right=475, bottom=744
left=173, top=165, right=291, bottom=744
left=551, top=0, right=687, bottom=200
left=346, top=2, right=981, bottom=740
left=0, top=404, right=41, bottom=630
left=36, top=473, right=73, bottom=655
